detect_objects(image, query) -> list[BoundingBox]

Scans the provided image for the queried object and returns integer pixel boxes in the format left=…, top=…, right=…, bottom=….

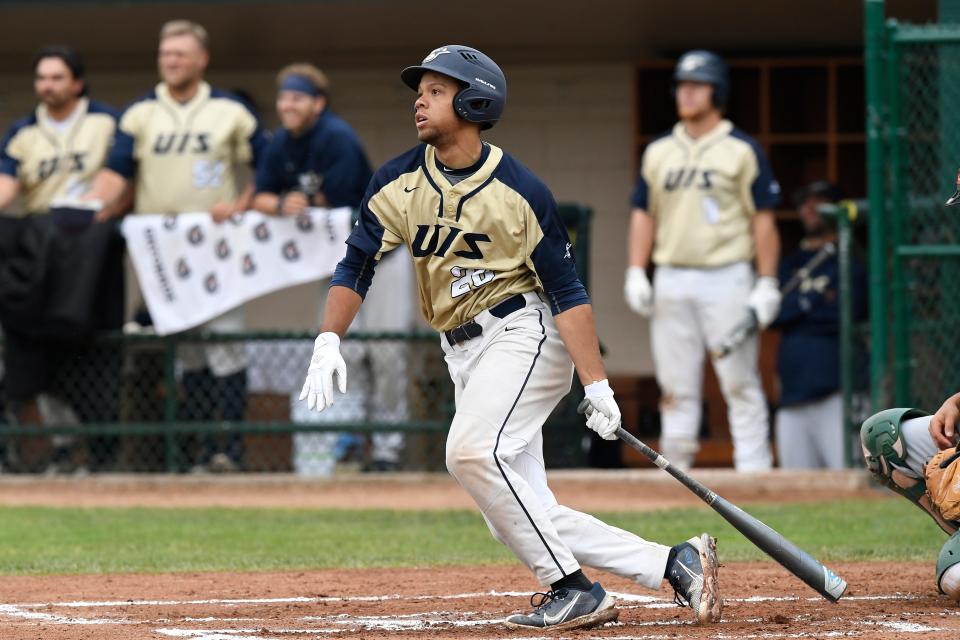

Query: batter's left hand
left=748, top=277, right=781, bottom=329
left=582, top=380, right=621, bottom=440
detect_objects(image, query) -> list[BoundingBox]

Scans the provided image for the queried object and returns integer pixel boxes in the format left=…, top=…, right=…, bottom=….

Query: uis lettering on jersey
left=36, top=152, right=88, bottom=180
left=152, top=132, right=211, bottom=155
left=411, top=223, right=490, bottom=260
left=664, top=168, right=714, bottom=192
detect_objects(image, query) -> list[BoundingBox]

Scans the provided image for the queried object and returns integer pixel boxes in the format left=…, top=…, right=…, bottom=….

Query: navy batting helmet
left=401, top=45, right=506, bottom=130
left=673, top=50, right=730, bottom=109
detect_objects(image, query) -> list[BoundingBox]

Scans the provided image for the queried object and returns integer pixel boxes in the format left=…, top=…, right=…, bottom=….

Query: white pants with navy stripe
left=442, top=292, right=671, bottom=588
left=651, top=262, right=772, bottom=471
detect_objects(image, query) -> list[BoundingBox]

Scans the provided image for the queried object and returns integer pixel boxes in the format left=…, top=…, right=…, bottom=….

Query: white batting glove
left=748, top=276, right=782, bottom=329
left=624, top=266, right=653, bottom=317
left=298, top=332, right=347, bottom=412
left=582, top=379, right=622, bottom=440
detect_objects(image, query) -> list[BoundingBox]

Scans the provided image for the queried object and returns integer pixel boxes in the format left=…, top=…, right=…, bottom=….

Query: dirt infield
left=1, top=470, right=954, bottom=639
left=1, top=563, right=957, bottom=639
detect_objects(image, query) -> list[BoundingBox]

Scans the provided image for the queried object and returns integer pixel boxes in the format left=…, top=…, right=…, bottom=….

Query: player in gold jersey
left=298, top=45, right=722, bottom=630
left=87, top=20, right=267, bottom=471
left=0, top=46, right=123, bottom=217
left=625, top=51, right=782, bottom=471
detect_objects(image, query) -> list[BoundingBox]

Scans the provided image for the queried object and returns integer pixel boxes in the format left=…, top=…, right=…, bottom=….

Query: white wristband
left=584, top=379, right=613, bottom=399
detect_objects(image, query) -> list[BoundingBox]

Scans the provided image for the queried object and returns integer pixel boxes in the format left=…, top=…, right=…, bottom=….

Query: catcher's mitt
left=925, top=447, right=960, bottom=521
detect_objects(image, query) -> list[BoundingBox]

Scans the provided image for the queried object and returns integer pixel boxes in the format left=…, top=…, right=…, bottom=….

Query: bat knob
left=576, top=398, right=592, bottom=416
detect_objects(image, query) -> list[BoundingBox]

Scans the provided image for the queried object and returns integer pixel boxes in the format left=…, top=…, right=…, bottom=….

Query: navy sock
left=551, top=569, right=592, bottom=592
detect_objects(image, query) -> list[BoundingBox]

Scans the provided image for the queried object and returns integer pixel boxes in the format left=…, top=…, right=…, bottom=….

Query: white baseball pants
left=443, top=292, right=671, bottom=587
left=651, top=262, right=772, bottom=471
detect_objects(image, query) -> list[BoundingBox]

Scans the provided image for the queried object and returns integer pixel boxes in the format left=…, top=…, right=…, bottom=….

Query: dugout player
left=298, top=45, right=723, bottom=630
left=253, top=63, right=414, bottom=471
left=0, top=46, right=126, bottom=217
left=861, top=396, right=960, bottom=600
left=624, top=50, right=782, bottom=471
left=772, top=181, right=866, bottom=469
left=0, top=45, right=126, bottom=471
left=87, top=20, right=267, bottom=471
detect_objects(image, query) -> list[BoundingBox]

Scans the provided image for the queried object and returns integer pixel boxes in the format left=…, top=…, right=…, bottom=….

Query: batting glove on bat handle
left=298, top=332, right=347, bottom=412
left=747, top=276, right=781, bottom=329
left=580, top=380, right=621, bottom=440
left=624, top=267, right=653, bottom=317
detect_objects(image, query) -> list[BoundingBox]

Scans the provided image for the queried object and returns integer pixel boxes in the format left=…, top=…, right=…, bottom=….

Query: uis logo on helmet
left=423, top=47, right=451, bottom=63
left=679, top=53, right=710, bottom=72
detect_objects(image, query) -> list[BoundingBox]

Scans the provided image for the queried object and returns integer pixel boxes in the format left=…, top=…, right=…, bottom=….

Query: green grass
left=0, top=498, right=945, bottom=575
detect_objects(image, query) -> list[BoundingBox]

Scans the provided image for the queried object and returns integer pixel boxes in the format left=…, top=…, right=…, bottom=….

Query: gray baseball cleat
left=504, top=582, right=619, bottom=631
left=666, top=532, right=723, bottom=623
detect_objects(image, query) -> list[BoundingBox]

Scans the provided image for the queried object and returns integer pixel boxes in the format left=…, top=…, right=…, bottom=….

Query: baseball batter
left=299, top=45, right=723, bottom=630
left=861, top=396, right=960, bottom=600
left=625, top=50, right=782, bottom=471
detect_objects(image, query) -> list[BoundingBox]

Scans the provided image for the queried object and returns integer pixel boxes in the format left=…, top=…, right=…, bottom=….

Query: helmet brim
left=401, top=66, right=427, bottom=90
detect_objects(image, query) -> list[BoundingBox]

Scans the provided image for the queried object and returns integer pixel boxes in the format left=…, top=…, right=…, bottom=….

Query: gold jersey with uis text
left=0, top=98, right=118, bottom=214
left=342, top=143, right=588, bottom=332
left=106, top=82, right=265, bottom=214
left=631, top=119, right=781, bottom=267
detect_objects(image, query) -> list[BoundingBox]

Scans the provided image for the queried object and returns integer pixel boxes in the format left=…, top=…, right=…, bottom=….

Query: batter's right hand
left=931, top=391, right=960, bottom=449
left=582, top=380, right=622, bottom=440
left=624, top=266, right=653, bottom=317
left=299, top=332, right=347, bottom=412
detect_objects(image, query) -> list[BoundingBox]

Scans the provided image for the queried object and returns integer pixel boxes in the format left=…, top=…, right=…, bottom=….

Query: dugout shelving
left=626, top=56, right=865, bottom=468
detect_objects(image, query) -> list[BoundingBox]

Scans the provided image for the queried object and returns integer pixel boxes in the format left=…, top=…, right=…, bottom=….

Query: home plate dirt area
left=2, top=564, right=959, bottom=640
left=0, top=471, right=956, bottom=639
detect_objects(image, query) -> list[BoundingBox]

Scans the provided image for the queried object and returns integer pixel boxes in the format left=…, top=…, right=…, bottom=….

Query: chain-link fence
left=867, top=15, right=960, bottom=411
left=0, top=332, right=458, bottom=474
left=0, top=329, right=590, bottom=475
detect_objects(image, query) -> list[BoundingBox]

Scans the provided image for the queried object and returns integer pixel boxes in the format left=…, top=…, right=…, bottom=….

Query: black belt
left=444, top=294, right=527, bottom=346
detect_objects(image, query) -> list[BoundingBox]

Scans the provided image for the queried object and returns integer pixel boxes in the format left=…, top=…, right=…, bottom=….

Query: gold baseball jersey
left=0, top=98, right=118, bottom=214
left=332, top=142, right=588, bottom=332
left=631, top=119, right=780, bottom=267
left=106, top=82, right=265, bottom=214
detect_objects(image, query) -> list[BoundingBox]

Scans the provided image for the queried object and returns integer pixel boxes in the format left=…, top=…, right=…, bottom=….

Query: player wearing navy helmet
left=299, top=44, right=722, bottom=630
left=625, top=50, right=782, bottom=471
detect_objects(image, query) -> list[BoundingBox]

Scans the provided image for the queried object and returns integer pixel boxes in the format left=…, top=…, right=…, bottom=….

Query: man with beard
left=253, top=63, right=413, bottom=472
left=0, top=46, right=122, bottom=216
left=87, top=20, right=267, bottom=472
left=772, top=180, right=867, bottom=469
left=0, top=46, right=125, bottom=473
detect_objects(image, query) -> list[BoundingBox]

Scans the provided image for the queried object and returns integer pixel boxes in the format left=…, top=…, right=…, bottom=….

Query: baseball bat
left=712, top=242, right=837, bottom=359
left=577, top=401, right=847, bottom=602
